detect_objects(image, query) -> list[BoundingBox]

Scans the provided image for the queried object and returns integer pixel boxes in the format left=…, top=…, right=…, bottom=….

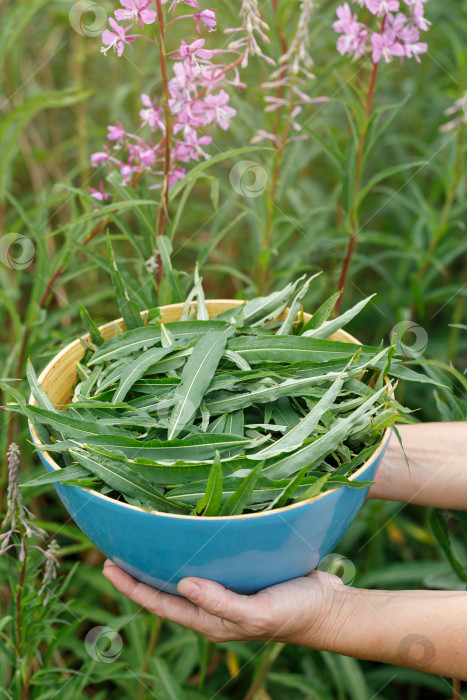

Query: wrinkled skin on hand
left=102, top=560, right=349, bottom=647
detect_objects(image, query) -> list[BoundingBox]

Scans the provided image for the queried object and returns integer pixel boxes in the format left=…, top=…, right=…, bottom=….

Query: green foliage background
left=0, top=0, right=466, bottom=697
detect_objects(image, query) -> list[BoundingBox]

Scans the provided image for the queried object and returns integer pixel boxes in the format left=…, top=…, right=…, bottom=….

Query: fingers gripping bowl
left=29, top=300, right=392, bottom=595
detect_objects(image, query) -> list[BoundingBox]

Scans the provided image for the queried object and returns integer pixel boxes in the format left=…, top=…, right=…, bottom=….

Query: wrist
left=299, top=577, right=361, bottom=651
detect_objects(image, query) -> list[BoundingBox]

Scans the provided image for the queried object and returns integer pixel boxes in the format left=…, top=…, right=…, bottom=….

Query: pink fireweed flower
left=101, top=18, right=135, bottom=57
left=114, top=0, right=156, bottom=28
left=172, top=38, right=214, bottom=64
left=89, top=182, right=111, bottom=201
left=173, top=128, right=212, bottom=161
left=403, top=39, right=427, bottom=61
left=107, top=123, right=127, bottom=142
left=194, top=9, right=216, bottom=32
left=371, top=31, right=405, bottom=62
left=162, top=0, right=200, bottom=11
left=203, top=90, right=237, bottom=130
left=334, top=0, right=430, bottom=63
left=140, top=94, right=165, bottom=130
left=365, top=0, right=399, bottom=15
left=91, top=150, right=110, bottom=165
left=333, top=4, right=368, bottom=59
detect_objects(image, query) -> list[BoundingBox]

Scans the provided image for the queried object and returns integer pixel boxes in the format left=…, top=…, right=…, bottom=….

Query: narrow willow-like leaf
left=263, top=385, right=387, bottom=480
left=293, top=473, right=332, bottom=501
left=277, top=274, right=319, bottom=336
left=78, top=302, right=105, bottom=346
left=21, top=464, right=92, bottom=488
left=26, top=405, right=133, bottom=439
left=80, top=433, right=251, bottom=463
left=112, top=345, right=177, bottom=403
left=206, top=372, right=350, bottom=415
left=223, top=349, right=251, bottom=371
left=299, top=292, right=341, bottom=334
left=26, top=359, right=56, bottom=412
left=240, top=276, right=306, bottom=326
left=195, top=452, right=223, bottom=516
left=219, top=461, right=264, bottom=516
left=302, top=295, right=375, bottom=339
left=69, top=449, right=190, bottom=514
left=227, top=335, right=376, bottom=363
left=160, top=324, right=175, bottom=348
left=168, top=328, right=233, bottom=439
left=251, top=374, right=345, bottom=460
left=194, top=263, right=209, bottom=321
left=90, top=321, right=227, bottom=365
left=82, top=445, right=233, bottom=485
left=107, top=235, right=144, bottom=330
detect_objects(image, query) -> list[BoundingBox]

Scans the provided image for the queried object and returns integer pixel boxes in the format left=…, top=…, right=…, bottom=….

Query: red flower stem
left=154, top=0, right=172, bottom=255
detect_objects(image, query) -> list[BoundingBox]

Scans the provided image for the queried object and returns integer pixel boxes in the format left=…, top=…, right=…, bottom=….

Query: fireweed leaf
left=81, top=433, right=251, bottom=463
left=219, top=461, right=264, bottom=516
left=226, top=335, right=377, bottom=364
left=302, top=295, right=375, bottom=339
left=168, top=328, right=234, bottom=439
left=107, top=235, right=144, bottom=330
left=89, top=321, right=228, bottom=365
left=21, top=463, right=92, bottom=488
left=205, top=373, right=351, bottom=415
left=251, top=373, right=346, bottom=460
left=112, top=345, right=178, bottom=403
left=239, top=276, right=306, bottom=326
left=195, top=451, right=223, bottom=516
left=300, top=292, right=342, bottom=334
left=69, top=449, right=190, bottom=514
left=26, top=405, right=134, bottom=439
left=78, top=301, right=105, bottom=346
left=26, top=359, right=56, bottom=412
left=276, top=274, right=320, bottom=336
left=263, top=386, right=387, bottom=480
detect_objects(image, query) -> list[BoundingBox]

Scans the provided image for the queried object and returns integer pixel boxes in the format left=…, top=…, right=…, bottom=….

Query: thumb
left=177, top=577, right=255, bottom=624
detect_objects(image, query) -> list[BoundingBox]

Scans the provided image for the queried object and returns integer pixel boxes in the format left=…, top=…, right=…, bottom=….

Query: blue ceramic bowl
left=29, top=300, right=392, bottom=595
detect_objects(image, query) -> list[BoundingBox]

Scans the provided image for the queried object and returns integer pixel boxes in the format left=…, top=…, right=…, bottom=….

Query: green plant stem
left=335, top=59, right=379, bottom=314
left=243, top=642, right=284, bottom=700
left=448, top=253, right=467, bottom=360
left=411, top=124, right=465, bottom=321
left=154, top=0, right=172, bottom=261
left=258, top=75, right=297, bottom=294
left=15, top=543, right=27, bottom=685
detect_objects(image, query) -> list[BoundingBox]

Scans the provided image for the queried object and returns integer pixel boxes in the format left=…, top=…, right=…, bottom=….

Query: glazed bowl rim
left=28, top=299, right=392, bottom=521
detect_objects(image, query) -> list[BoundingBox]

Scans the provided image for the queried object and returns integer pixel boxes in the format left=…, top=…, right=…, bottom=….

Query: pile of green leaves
left=8, top=270, right=430, bottom=517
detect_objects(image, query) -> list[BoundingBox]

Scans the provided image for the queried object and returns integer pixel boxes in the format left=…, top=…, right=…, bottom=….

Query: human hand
left=102, top=560, right=351, bottom=646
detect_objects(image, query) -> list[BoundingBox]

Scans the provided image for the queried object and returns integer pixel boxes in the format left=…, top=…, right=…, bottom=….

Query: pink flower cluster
left=92, top=0, right=238, bottom=194
left=333, top=0, right=430, bottom=64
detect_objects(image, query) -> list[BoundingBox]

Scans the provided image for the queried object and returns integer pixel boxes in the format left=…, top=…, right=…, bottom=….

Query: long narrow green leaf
left=195, top=452, right=223, bottom=516
left=168, top=328, right=233, bottom=439
left=69, top=450, right=190, bottom=514
left=219, top=462, right=264, bottom=516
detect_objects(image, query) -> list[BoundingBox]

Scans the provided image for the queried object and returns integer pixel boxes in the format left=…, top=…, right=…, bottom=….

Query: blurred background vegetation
left=1, top=0, right=466, bottom=697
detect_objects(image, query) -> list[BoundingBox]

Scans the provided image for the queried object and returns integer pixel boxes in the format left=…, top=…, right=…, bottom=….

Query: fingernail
left=179, top=579, right=201, bottom=601
left=103, top=559, right=112, bottom=567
